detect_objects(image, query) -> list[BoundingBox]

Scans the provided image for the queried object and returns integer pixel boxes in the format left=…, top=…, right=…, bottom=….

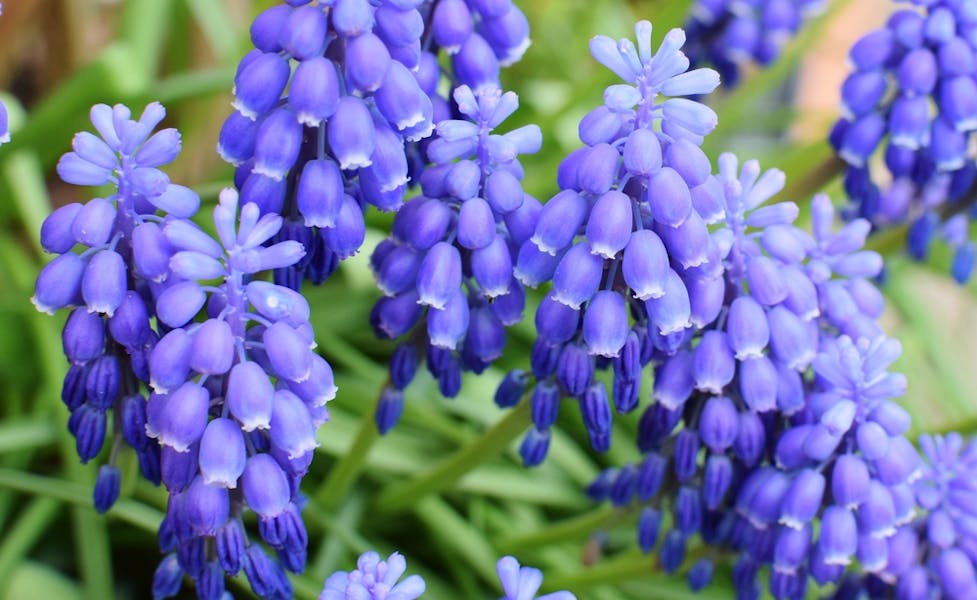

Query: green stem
left=313, top=390, right=382, bottom=509
left=494, top=505, right=623, bottom=551
left=0, top=468, right=164, bottom=534
left=155, top=66, right=237, bottom=104
left=0, top=420, right=58, bottom=454
left=0, top=497, right=60, bottom=593
left=413, top=496, right=498, bottom=587
left=119, top=0, right=172, bottom=76
left=373, top=400, right=532, bottom=513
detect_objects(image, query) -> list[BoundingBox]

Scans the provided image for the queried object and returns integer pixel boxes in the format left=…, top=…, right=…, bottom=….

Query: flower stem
left=493, top=505, right=624, bottom=551
left=373, top=400, right=532, bottom=513
left=313, top=387, right=383, bottom=510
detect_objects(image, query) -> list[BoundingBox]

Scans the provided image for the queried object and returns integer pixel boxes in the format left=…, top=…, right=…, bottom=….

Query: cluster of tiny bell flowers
left=218, top=0, right=538, bottom=427
left=492, top=12, right=977, bottom=600
left=33, top=103, right=337, bottom=600
left=26, top=1, right=977, bottom=599
left=684, top=0, right=824, bottom=87
left=218, top=0, right=530, bottom=290
left=832, top=0, right=977, bottom=283
left=370, top=83, right=541, bottom=431
left=498, top=20, right=725, bottom=465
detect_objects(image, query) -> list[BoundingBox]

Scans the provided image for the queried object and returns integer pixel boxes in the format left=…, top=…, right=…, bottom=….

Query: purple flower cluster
left=369, top=84, right=541, bottom=431
left=219, top=0, right=530, bottom=290
left=34, top=104, right=336, bottom=599
left=882, top=432, right=977, bottom=598
left=832, top=0, right=977, bottom=282
left=33, top=103, right=197, bottom=511
left=585, top=152, right=893, bottom=598
left=498, top=21, right=724, bottom=465
left=684, top=0, right=823, bottom=86
left=148, top=188, right=335, bottom=600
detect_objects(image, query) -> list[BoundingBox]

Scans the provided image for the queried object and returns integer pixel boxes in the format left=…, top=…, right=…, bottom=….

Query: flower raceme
left=499, top=20, right=725, bottom=464
left=34, top=102, right=337, bottom=599
left=585, top=152, right=893, bottom=599
left=832, top=0, right=977, bottom=282
left=34, top=102, right=198, bottom=511
left=684, top=0, right=823, bottom=87
left=148, top=188, right=336, bottom=600
left=369, top=83, right=542, bottom=431
left=220, top=0, right=530, bottom=290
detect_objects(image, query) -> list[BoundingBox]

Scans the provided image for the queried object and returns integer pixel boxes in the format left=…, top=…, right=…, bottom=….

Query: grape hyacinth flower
left=369, top=84, right=541, bottom=432
left=222, top=0, right=436, bottom=289
left=683, top=0, right=824, bottom=87
left=874, top=432, right=977, bottom=599
left=500, top=20, right=723, bottom=465
left=496, top=555, right=576, bottom=600
left=147, top=188, right=336, bottom=599
left=587, top=154, right=893, bottom=598
left=221, top=0, right=531, bottom=290
left=319, top=551, right=425, bottom=600
left=832, top=0, right=977, bottom=282
left=33, top=102, right=198, bottom=511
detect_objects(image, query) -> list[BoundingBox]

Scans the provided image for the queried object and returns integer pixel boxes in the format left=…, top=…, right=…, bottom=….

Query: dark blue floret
left=832, top=0, right=977, bottom=282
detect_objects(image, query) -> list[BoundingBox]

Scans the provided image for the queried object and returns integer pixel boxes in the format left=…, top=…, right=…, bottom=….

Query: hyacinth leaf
left=544, top=548, right=728, bottom=599
left=886, top=261, right=977, bottom=434
left=182, top=0, right=238, bottom=61
left=0, top=497, right=59, bottom=592
left=374, top=401, right=533, bottom=513
left=118, top=0, right=173, bottom=74
left=4, top=562, right=81, bottom=600
left=0, top=124, right=49, bottom=252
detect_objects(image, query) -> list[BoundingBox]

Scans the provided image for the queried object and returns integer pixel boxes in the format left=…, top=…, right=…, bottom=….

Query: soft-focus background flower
left=4, top=1, right=977, bottom=598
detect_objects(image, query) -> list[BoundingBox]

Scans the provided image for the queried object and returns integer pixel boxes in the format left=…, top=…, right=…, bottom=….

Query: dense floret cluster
left=34, top=103, right=198, bottom=509
left=370, top=84, right=541, bottom=429
left=684, top=0, right=823, bottom=86
left=25, top=3, right=977, bottom=600
left=500, top=21, right=723, bottom=464
left=219, top=0, right=530, bottom=290
left=34, top=104, right=336, bottom=599
left=832, top=0, right=977, bottom=282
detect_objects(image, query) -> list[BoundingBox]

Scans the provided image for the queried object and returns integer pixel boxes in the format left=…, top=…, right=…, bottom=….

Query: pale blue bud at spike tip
left=320, top=551, right=425, bottom=600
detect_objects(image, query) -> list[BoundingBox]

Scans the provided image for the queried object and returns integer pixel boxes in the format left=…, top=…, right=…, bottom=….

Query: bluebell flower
left=369, top=84, right=541, bottom=429
left=146, top=188, right=335, bottom=598
left=496, top=555, right=576, bottom=600
left=832, top=0, right=977, bottom=282
left=34, top=102, right=195, bottom=508
left=319, top=551, right=425, bottom=600
left=684, top=0, right=824, bottom=87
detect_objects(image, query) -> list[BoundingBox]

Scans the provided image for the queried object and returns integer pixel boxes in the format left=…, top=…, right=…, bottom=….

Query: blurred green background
left=1, top=1, right=975, bottom=598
